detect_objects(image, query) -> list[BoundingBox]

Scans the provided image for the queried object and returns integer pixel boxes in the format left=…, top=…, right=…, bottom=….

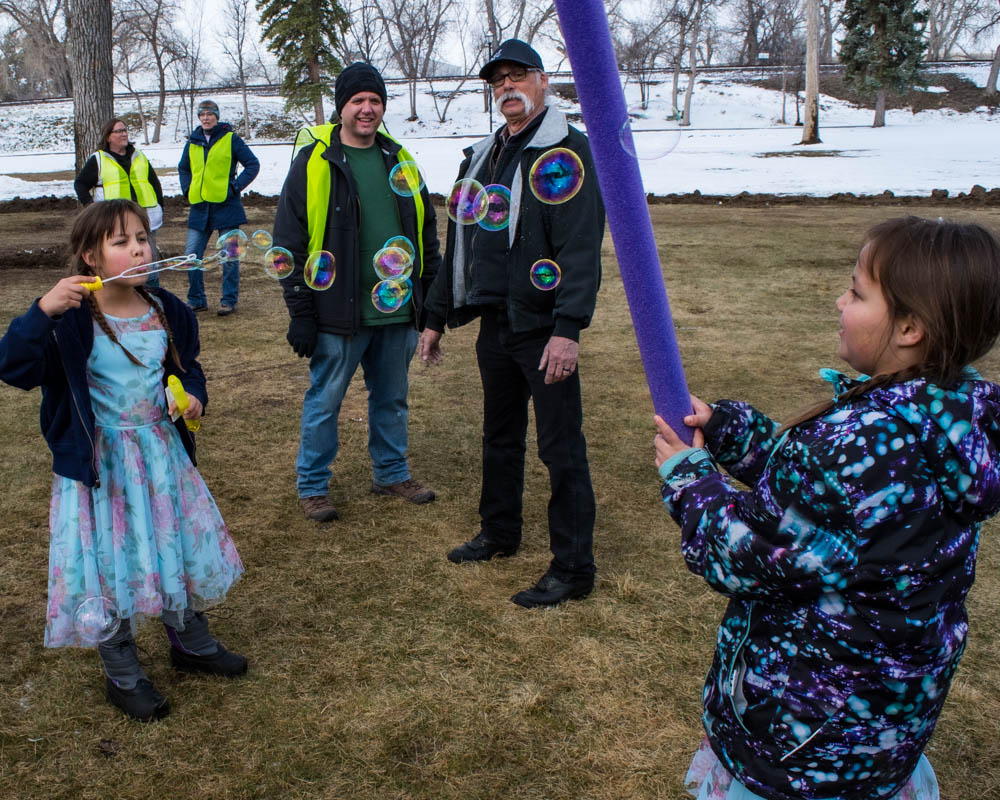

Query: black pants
left=475, top=307, right=596, bottom=579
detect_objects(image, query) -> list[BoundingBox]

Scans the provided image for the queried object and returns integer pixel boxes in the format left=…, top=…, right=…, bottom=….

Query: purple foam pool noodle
left=553, top=0, right=693, bottom=444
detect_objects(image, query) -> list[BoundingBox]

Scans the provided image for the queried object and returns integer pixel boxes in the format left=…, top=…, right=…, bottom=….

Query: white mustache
left=496, top=89, right=534, bottom=116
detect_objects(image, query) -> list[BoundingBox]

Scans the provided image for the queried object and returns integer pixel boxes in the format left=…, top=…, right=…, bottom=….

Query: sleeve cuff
left=552, top=318, right=581, bottom=341
left=658, top=447, right=716, bottom=492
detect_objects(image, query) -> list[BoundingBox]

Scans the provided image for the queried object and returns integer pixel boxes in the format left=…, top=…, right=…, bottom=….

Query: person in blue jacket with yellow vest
left=178, top=100, right=259, bottom=316
left=75, top=117, right=165, bottom=286
left=272, top=63, right=442, bottom=523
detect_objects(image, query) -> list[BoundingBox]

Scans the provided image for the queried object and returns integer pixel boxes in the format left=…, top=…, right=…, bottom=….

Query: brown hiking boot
left=299, top=495, right=339, bottom=522
left=372, top=477, right=436, bottom=504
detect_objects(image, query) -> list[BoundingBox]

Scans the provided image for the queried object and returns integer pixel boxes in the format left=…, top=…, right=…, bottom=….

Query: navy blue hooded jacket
left=0, top=289, right=206, bottom=487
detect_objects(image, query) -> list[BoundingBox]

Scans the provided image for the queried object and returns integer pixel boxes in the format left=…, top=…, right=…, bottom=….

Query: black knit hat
left=335, top=63, right=388, bottom=116
left=479, top=39, right=545, bottom=81
left=196, top=99, right=220, bottom=119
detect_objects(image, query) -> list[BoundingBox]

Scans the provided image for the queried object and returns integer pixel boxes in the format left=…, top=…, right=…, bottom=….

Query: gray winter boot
left=98, top=623, right=169, bottom=721
left=165, top=609, right=248, bottom=677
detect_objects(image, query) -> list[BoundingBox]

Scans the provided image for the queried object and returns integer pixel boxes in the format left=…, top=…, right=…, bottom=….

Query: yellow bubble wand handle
left=166, top=375, right=201, bottom=432
left=81, top=276, right=103, bottom=292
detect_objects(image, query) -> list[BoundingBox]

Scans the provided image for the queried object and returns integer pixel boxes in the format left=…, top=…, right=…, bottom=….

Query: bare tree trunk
left=780, top=66, right=787, bottom=124
left=873, top=89, right=886, bottom=127
left=308, top=58, right=324, bottom=124
left=154, top=62, right=166, bottom=143
left=408, top=79, right=417, bottom=121
left=800, top=0, right=820, bottom=144
left=67, top=0, right=114, bottom=171
left=986, top=44, right=1000, bottom=97
left=242, top=86, right=250, bottom=138
left=680, top=9, right=700, bottom=127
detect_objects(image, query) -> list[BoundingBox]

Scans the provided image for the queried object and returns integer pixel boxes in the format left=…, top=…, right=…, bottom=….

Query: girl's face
left=836, top=245, right=896, bottom=376
left=86, top=212, right=151, bottom=283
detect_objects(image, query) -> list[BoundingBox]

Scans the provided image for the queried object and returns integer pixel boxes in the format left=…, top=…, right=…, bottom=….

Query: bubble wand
left=552, top=0, right=694, bottom=444
left=166, top=375, right=201, bottom=432
left=81, top=254, right=200, bottom=292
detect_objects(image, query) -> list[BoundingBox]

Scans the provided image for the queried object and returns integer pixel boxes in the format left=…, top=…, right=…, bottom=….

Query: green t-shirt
left=342, top=144, right=413, bottom=326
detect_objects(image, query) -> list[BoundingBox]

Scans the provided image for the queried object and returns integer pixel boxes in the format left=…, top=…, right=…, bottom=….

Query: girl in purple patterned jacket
left=654, top=217, right=1000, bottom=800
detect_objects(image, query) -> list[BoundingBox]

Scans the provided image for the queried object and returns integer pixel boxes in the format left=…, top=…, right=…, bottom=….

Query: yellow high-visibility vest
left=297, top=124, right=426, bottom=275
left=95, top=150, right=157, bottom=207
left=187, top=132, right=233, bottom=204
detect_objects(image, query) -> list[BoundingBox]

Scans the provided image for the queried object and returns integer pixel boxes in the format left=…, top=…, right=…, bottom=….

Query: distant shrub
left=550, top=82, right=578, bottom=102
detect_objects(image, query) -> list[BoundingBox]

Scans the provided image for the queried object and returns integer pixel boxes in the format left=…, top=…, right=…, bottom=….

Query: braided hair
left=783, top=216, right=1000, bottom=431
left=70, top=199, right=183, bottom=370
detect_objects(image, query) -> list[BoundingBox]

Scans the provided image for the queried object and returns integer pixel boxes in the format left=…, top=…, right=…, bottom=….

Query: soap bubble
left=373, top=246, right=413, bottom=281
left=216, top=229, right=248, bottom=260
left=251, top=230, right=273, bottom=249
left=528, top=148, right=584, bottom=205
left=371, top=278, right=413, bottom=313
left=619, top=111, right=683, bottom=160
left=382, top=235, right=415, bottom=262
left=304, top=250, right=336, bottom=290
left=200, top=252, right=222, bottom=272
left=74, top=596, right=120, bottom=645
left=476, top=184, right=512, bottom=231
left=263, top=247, right=294, bottom=280
left=389, top=161, right=425, bottom=197
left=171, top=254, right=203, bottom=272
left=447, top=179, right=489, bottom=225
left=530, top=259, right=561, bottom=291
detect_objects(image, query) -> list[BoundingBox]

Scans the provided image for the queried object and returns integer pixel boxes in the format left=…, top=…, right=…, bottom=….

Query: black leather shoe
left=106, top=677, right=170, bottom=722
left=511, top=571, right=594, bottom=608
left=170, top=643, right=248, bottom=677
left=447, top=531, right=518, bottom=564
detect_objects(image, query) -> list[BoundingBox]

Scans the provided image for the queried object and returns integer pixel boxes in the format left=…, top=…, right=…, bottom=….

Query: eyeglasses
left=487, top=66, right=538, bottom=88
left=111, top=128, right=128, bottom=134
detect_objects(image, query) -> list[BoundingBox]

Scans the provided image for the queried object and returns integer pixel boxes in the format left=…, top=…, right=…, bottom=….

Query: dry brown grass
left=1, top=204, right=998, bottom=799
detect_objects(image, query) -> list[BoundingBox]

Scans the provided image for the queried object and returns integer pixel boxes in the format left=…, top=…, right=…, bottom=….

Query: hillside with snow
left=0, top=63, right=996, bottom=200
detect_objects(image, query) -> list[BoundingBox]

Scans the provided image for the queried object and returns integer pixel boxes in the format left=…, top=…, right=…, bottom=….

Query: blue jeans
left=185, top=227, right=240, bottom=308
left=296, top=325, right=418, bottom=498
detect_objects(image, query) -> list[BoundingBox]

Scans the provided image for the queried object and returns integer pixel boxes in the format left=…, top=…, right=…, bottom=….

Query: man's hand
left=286, top=317, right=318, bottom=359
left=419, top=329, right=444, bottom=365
left=538, top=335, right=578, bottom=384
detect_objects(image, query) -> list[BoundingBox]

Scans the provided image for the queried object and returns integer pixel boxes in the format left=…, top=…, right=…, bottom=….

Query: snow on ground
left=0, top=64, right=996, bottom=200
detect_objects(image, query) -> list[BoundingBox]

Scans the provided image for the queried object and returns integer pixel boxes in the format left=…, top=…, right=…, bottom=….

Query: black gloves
left=287, top=317, right=318, bottom=358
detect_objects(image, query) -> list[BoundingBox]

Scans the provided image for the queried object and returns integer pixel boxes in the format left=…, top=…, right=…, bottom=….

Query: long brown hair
left=784, top=216, right=1000, bottom=430
left=69, top=199, right=183, bottom=370
left=97, top=118, right=127, bottom=152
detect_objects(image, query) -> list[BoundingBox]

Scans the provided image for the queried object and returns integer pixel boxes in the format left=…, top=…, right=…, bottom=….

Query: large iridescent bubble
left=475, top=184, right=512, bottom=231
left=530, top=259, right=561, bottom=291
left=619, top=110, right=682, bottom=160
left=200, top=251, right=223, bottom=272
left=447, top=179, right=489, bottom=225
left=263, top=247, right=295, bottom=280
left=251, top=229, right=273, bottom=249
left=373, top=246, right=413, bottom=281
left=389, top=161, right=426, bottom=197
left=383, top=235, right=415, bottom=262
left=74, top=596, right=120, bottom=644
left=304, top=250, right=336, bottom=290
left=528, top=148, right=585, bottom=205
left=216, top=229, right=248, bottom=260
left=371, top=278, right=413, bottom=313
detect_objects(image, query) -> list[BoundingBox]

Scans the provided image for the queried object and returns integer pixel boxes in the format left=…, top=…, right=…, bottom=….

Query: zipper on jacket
left=727, top=600, right=754, bottom=737
left=53, top=331, right=100, bottom=488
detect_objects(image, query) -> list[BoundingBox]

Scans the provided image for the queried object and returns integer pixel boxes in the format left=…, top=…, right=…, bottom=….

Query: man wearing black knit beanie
left=273, top=63, right=443, bottom=522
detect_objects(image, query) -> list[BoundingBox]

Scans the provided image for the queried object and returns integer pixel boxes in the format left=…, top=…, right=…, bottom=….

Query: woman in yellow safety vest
left=74, top=118, right=166, bottom=285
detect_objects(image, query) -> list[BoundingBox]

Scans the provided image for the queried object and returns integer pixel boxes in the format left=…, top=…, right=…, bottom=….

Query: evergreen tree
left=840, top=0, right=926, bottom=127
left=257, top=0, right=350, bottom=124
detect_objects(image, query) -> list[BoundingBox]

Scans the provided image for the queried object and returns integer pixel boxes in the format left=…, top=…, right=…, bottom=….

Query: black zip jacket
left=273, top=127, right=442, bottom=335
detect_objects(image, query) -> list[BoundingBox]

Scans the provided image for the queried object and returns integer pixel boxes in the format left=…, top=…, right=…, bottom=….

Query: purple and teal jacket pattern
left=658, top=369, right=1000, bottom=800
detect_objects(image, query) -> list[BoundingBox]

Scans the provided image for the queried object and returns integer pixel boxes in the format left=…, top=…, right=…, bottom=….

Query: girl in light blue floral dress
left=0, top=200, right=245, bottom=722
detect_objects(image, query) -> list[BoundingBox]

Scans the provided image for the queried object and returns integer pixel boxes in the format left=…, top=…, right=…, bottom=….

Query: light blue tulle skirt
left=684, top=738, right=940, bottom=800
